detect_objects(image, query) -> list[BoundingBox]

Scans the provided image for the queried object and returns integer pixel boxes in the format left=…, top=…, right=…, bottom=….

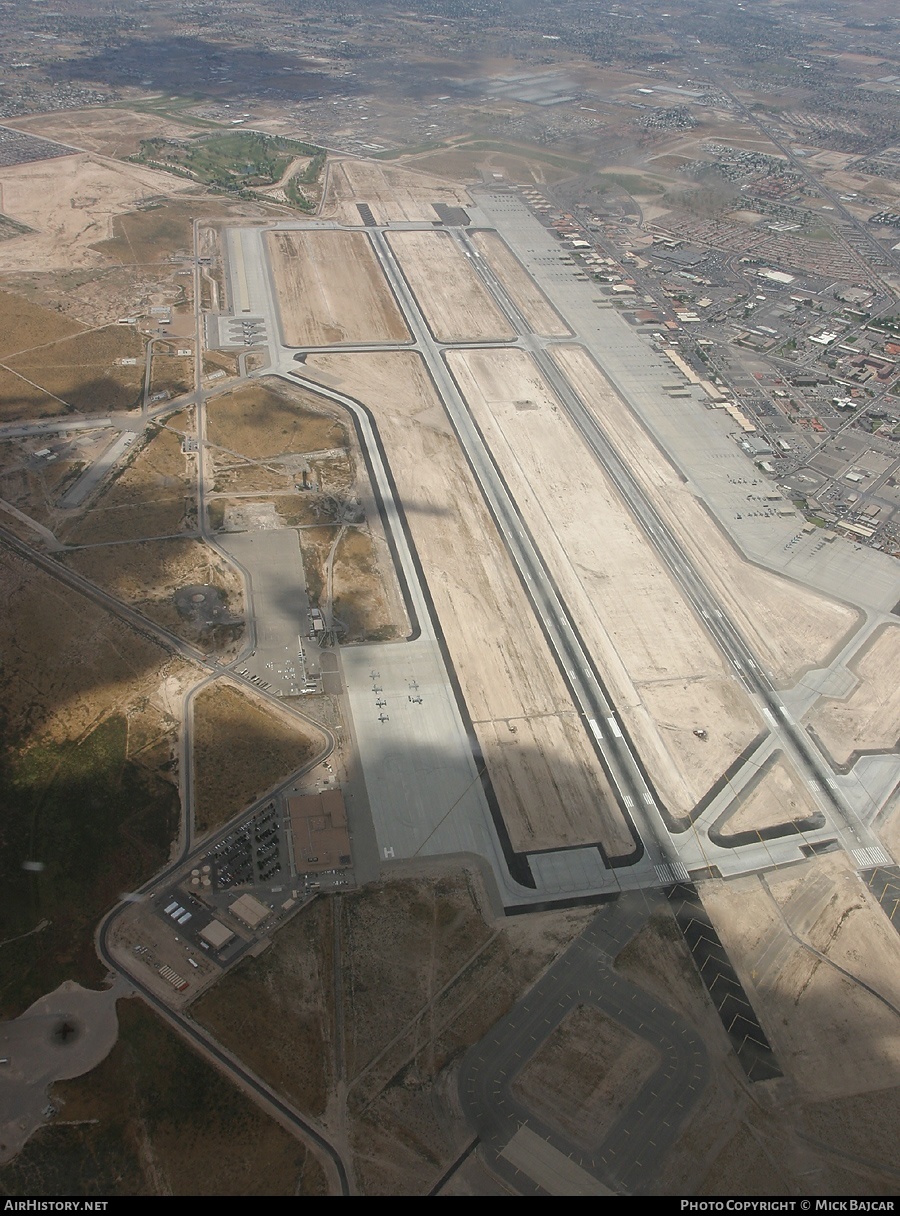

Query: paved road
left=457, top=892, right=708, bottom=1194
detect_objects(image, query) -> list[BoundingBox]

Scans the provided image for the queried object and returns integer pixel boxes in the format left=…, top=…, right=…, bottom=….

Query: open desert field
left=447, top=346, right=762, bottom=818
left=0, top=153, right=193, bottom=273
left=616, top=892, right=900, bottom=1195
left=0, top=998, right=326, bottom=1196
left=0, top=288, right=84, bottom=358
left=205, top=379, right=350, bottom=459
left=266, top=229, right=409, bottom=346
left=322, top=158, right=471, bottom=226
left=715, top=752, right=820, bottom=840
left=4, top=323, right=144, bottom=414
left=0, top=548, right=190, bottom=1014
left=301, top=351, right=634, bottom=857
left=702, top=855, right=900, bottom=1101
left=7, top=107, right=210, bottom=159
left=191, top=680, right=325, bottom=834
left=809, top=626, right=900, bottom=767
left=469, top=229, right=571, bottom=338
left=552, top=345, right=859, bottom=683
left=386, top=229, right=515, bottom=343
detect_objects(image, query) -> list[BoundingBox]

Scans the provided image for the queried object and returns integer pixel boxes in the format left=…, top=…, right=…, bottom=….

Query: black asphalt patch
left=862, top=865, right=900, bottom=926
left=432, top=203, right=470, bottom=226
left=666, top=882, right=782, bottom=1083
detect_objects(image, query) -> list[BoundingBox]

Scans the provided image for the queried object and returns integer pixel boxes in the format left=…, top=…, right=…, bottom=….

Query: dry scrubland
left=704, top=856, right=900, bottom=1101
left=0, top=548, right=191, bottom=1013
left=0, top=999, right=327, bottom=1196
left=469, top=229, right=571, bottom=337
left=810, top=626, right=900, bottom=766
left=196, top=868, right=593, bottom=1195
left=266, top=229, right=409, bottom=346
left=93, top=199, right=237, bottom=265
left=322, top=159, right=471, bottom=225
left=62, top=538, right=244, bottom=651
left=191, top=680, right=325, bottom=834
left=7, top=107, right=210, bottom=159
left=448, top=347, right=761, bottom=819
left=0, top=153, right=193, bottom=273
left=303, top=351, right=633, bottom=856
left=206, top=380, right=350, bottom=459
left=191, top=891, right=335, bottom=1118
left=4, top=323, right=144, bottom=413
left=0, top=430, right=112, bottom=530
left=61, top=420, right=194, bottom=545
left=0, top=285, right=144, bottom=418
left=552, top=345, right=858, bottom=683
left=387, top=229, right=515, bottom=343
left=410, top=146, right=574, bottom=186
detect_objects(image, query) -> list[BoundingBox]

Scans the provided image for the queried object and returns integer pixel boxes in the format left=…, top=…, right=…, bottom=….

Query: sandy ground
left=447, top=347, right=762, bottom=818
left=810, top=625, right=900, bottom=766
left=265, top=230, right=409, bottom=346
left=702, top=855, right=900, bottom=1100
left=192, top=679, right=325, bottom=834
left=321, top=158, right=471, bottom=226
left=469, top=230, right=571, bottom=338
left=302, top=351, right=633, bottom=856
left=62, top=537, right=244, bottom=654
left=552, top=346, right=859, bottom=683
left=717, top=752, right=820, bottom=837
left=7, top=108, right=206, bottom=159
left=60, top=423, right=193, bottom=546
left=386, top=230, right=515, bottom=343
left=0, top=153, right=191, bottom=272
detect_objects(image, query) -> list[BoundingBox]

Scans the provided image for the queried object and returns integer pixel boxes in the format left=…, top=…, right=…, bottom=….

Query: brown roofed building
left=287, top=788, right=352, bottom=872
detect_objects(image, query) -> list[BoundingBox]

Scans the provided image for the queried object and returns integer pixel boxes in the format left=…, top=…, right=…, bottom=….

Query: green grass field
left=133, top=131, right=325, bottom=200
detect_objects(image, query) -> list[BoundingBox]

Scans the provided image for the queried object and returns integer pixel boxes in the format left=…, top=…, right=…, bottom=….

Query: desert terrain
left=265, top=229, right=409, bottom=346
left=810, top=626, right=900, bottom=767
left=386, top=229, right=516, bottom=343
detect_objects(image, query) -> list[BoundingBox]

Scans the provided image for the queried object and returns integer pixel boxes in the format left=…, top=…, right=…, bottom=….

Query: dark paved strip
left=433, top=203, right=471, bottom=226
left=863, top=865, right=900, bottom=926
left=428, top=1136, right=479, bottom=1195
left=356, top=202, right=376, bottom=226
left=666, top=882, right=782, bottom=1083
